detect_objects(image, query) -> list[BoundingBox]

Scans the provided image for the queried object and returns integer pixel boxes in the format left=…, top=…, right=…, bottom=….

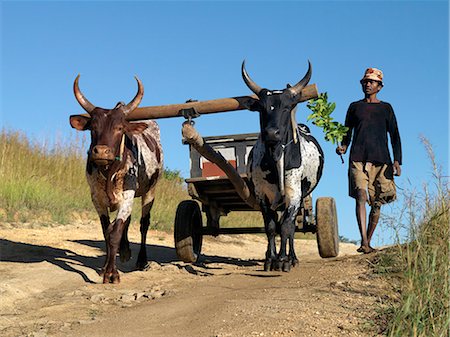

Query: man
left=336, top=68, right=402, bottom=253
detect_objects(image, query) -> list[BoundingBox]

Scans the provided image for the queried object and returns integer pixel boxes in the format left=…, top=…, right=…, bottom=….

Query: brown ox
left=70, top=76, right=163, bottom=283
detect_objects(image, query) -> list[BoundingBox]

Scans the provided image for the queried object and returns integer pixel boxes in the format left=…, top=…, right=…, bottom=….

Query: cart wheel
left=316, top=197, right=339, bottom=258
left=174, top=200, right=203, bottom=263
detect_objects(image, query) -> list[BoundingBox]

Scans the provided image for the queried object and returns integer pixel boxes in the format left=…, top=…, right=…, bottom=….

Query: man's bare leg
left=355, top=189, right=370, bottom=252
left=367, top=204, right=381, bottom=249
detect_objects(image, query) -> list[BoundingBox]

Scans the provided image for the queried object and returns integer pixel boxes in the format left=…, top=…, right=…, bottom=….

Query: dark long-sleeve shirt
left=342, top=100, right=402, bottom=165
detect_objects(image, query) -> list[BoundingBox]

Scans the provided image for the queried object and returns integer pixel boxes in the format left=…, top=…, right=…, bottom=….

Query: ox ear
left=70, top=115, right=91, bottom=131
left=238, top=96, right=260, bottom=112
left=125, top=121, right=148, bottom=134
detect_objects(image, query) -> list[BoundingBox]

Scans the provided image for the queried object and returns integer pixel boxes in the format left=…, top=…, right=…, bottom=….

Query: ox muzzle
left=90, top=145, right=116, bottom=166
left=263, top=127, right=284, bottom=163
left=264, top=127, right=281, bottom=144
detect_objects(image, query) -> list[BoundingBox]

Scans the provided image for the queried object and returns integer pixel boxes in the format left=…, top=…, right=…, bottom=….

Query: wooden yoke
left=71, top=84, right=317, bottom=121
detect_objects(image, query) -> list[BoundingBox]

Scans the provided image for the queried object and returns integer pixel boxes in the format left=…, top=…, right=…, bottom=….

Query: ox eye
left=270, top=106, right=275, bottom=111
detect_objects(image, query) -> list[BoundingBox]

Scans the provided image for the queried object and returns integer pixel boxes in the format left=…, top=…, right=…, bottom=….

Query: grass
left=0, top=130, right=93, bottom=223
left=0, top=129, right=190, bottom=228
left=373, top=137, right=449, bottom=337
left=0, top=129, right=264, bottom=231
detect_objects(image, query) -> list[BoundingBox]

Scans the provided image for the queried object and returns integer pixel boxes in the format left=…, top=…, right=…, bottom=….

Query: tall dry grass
left=0, top=129, right=266, bottom=231
left=0, top=129, right=93, bottom=222
left=0, top=129, right=189, bottom=228
left=376, top=137, right=449, bottom=336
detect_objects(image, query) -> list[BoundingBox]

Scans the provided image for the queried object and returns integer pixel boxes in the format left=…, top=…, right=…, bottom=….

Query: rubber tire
left=316, top=197, right=339, bottom=258
left=174, top=200, right=203, bottom=263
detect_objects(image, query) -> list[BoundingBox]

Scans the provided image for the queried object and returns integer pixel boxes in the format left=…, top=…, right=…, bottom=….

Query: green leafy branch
left=306, top=93, right=348, bottom=145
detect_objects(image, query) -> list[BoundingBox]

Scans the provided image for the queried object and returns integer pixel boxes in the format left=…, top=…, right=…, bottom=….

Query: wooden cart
left=174, top=128, right=340, bottom=263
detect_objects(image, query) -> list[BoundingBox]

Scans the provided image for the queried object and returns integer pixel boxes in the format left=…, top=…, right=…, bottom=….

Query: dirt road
left=0, top=222, right=390, bottom=337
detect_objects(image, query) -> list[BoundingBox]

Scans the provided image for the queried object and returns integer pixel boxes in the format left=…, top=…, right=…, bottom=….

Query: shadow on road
left=0, top=238, right=100, bottom=283
left=0, top=238, right=264, bottom=282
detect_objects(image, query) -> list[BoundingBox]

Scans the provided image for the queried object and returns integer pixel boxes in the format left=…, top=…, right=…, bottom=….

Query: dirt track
left=0, top=222, right=390, bottom=337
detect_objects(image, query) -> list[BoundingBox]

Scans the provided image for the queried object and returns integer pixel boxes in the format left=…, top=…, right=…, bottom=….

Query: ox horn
left=122, top=76, right=144, bottom=116
left=288, top=61, right=312, bottom=98
left=241, top=60, right=263, bottom=95
left=73, top=75, right=96, bottom=114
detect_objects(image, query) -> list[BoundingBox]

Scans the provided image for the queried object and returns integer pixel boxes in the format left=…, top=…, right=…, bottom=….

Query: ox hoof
left=120, top=245, right=131, bottom=262
left=136, top=257, right=148, bottom=270
left=291, top=258, right=299, bottom=268
left=136, top=260, right=149, bottom=271
left=136, top=250, right=148, bottom=270
left=103, top=272, right=120, bottom=284
left=282, top=261, right=291, bottom=272
left=273, top=260, right=283, bottom=272
left=264, top=259, right=272, bottom=272
left=264, top=259, right=280, bottom=271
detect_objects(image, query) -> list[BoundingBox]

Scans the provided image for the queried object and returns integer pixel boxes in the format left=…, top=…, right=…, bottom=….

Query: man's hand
left=336, top=145, right=348, bottom=155
left=393, top=161, right=401, bottom=176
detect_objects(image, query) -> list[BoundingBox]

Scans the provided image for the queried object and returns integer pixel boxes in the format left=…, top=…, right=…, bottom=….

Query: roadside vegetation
left=0, top=129, right=191, bottom=228
left=0, top=129, right=264, bottom=231
left=373, top=137, right=449, bottom=336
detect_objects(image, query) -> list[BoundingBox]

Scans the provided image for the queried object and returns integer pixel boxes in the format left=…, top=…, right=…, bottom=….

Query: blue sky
left=1, top=0, right=448, bottom=245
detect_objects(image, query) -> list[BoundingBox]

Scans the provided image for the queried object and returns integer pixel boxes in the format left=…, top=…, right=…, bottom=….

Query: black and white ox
left=69, top=76, right=163, bottom=283
left=242, top=61, right=324, bottom=272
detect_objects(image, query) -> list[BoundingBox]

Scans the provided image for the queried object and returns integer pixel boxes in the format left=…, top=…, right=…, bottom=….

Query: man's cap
left=361, top=67, right=384, bottom=84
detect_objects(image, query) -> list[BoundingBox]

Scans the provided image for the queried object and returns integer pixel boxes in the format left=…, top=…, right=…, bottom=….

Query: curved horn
left=122, top=76, right=144, bottom=116
left=288, top=61, right=312, bottom=98
left=73, top=75, right=96, bottom=114
left=241, top=60, right=262, bottom=95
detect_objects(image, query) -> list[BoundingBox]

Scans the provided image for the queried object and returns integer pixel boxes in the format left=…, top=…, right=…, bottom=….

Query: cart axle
left=201, top=225, right=317, bottom=236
